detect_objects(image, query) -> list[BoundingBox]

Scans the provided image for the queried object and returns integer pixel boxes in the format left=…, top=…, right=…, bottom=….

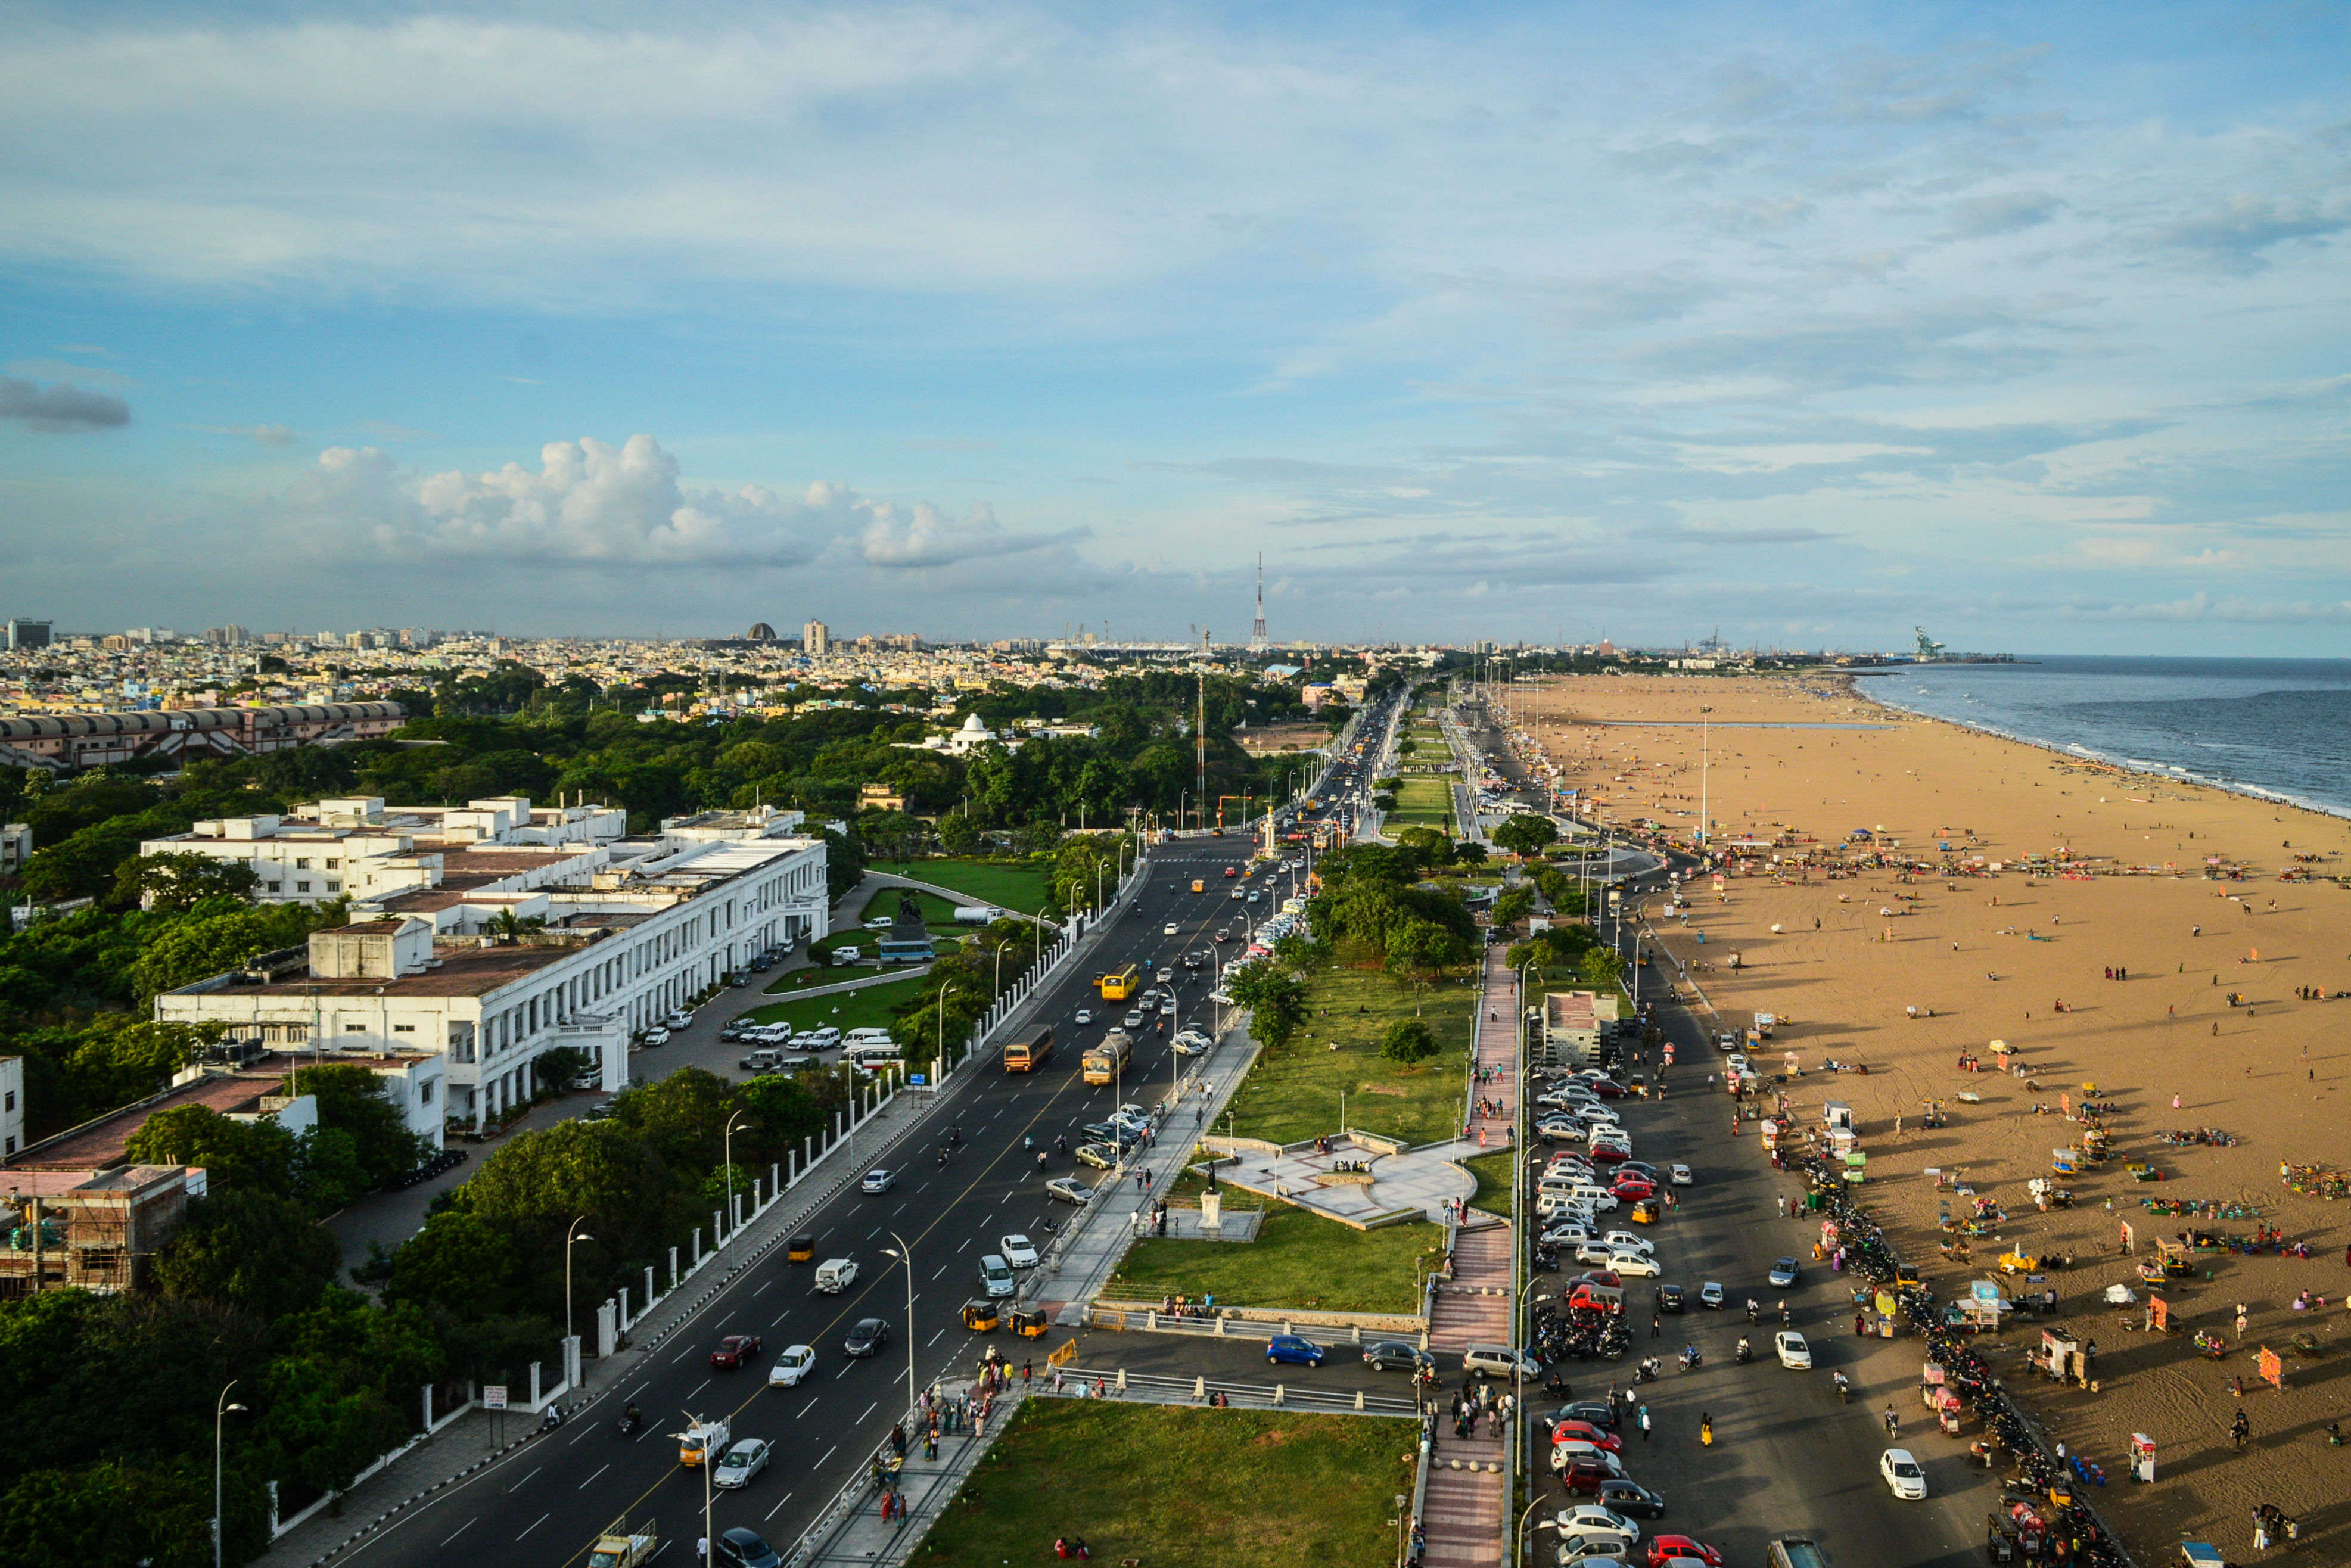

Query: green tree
left=384, top=1209, right=521, bottom=1320
left=1450, top=840, right=1488, bottom=868
left=154, top=1189, right=341, bottom=1320
left=109, top=851, right=261, bottom=913
left=936, top=812, right=981, bottom=855
left=297, top=1062, right=431, bottom=1186
left=1225, top=963, right=1308, bottom=1050
left=1384, top=917, right=1472, bottom=982
left=1379, top=1018, right=1439, bottom=1064
left=1491, top=886, right=1535, bottom=931
left=128, top=906, right=321, bottom=1000
left=125, top=1105, right=298, bottom=1198
left=1491, top=814, right=1560, bottom=858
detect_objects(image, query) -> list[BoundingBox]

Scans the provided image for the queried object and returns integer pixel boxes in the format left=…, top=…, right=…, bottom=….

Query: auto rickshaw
left=1009, top=1307, right=1049, bottom=1339
left=1630, top=1198, right=1662, bottom=1224
left=2154, top=1237, right=2193, bottom=1276
left=960, top=1299, right=1000, bottom=1333
left=788, top=1234, right=816, bottom=1264
left=1997, top=1250, right=2038, bottom=1276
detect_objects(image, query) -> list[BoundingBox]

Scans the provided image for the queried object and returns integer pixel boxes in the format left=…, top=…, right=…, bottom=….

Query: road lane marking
left=859, top=1401, right=876, bottom=1422
left=577, top=1463, right=609, bottom=1490
left=755, top=1280, right=773, bottom=1295
left=816, top=1443, right=838, bottom=1469
left=928, top=1329, right=944, bottom=1345
left=688, top=1378, right=711, bottom=1401
left=439, top=1520, right=475, bottom=1547
left=795, top=1396, right=819, bottom=1418
left=764, top=1491, right=796, bottom=1520
left=507, top=1466, right=540, bottom=1492
left=516, top=1513, right=549, bottom=1541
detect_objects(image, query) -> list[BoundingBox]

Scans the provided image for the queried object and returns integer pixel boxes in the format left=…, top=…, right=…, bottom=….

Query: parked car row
left=385, top=1146, right=469, bottom=1189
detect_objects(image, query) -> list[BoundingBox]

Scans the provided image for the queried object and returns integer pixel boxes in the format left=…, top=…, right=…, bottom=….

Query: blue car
left=1768, top=1258, right=1800, bottom=1288
left=1266, top=1334, right=1326, bottom=1368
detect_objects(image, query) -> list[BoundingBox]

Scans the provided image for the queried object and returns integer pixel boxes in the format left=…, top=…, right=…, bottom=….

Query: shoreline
left=1826, top=669, right=2351, bottom=831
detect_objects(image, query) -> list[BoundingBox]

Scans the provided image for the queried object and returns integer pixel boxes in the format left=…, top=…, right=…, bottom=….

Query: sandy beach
left=1513, top=672, right=2351, bottom=1556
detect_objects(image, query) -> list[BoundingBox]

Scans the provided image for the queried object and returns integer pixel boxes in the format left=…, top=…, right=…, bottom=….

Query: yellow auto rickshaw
left=960, top=1299, right=1000, bottom=1333
left=788, top=1234, right=816, bottom=1264
left=1629, top=1198, right=1662, bottom=1224
left=1009, top=1307, right=1049, bottom=1339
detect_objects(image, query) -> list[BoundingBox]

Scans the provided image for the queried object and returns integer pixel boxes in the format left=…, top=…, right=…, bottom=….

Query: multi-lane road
left=343, top=717, right=1392, bottom=1568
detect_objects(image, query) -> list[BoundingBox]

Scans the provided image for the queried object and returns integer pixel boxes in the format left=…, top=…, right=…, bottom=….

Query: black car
left=1658, top=1284, right=1686, bottom=1314
left=844, top=1318, right=891, bottom=1358
left=1080, top=1122, right=1142, bottom=1148
left=717, top=1527, right=783, bottom=1568
left=1363, top=1339, right=1435, bottom=1373
left=1548, top=1400, right=1620, bottom=1431
left=1592, top=1479, right=1667, bottom=1520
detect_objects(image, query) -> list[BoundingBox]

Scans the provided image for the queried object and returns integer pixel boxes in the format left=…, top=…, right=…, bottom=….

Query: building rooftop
left=192, top=939, right=580, bottom=1000
left=7, top=1064, right=294, bottom=1171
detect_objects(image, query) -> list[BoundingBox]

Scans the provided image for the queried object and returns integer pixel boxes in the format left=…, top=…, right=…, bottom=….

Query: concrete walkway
left=1417, top=944, right=1519, bottom=1568
left=1211, top=1135, right=1477, bottom=1225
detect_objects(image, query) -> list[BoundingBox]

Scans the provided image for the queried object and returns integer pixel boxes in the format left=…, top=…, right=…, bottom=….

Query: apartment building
left=1, top=1056, right=22, bottom=1159
left=1540, top=988, right=1627, bottom=1068
left=154, top=802, right=826, bottom=1131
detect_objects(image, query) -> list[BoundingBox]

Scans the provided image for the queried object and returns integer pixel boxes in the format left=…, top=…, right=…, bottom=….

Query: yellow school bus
left=1002, top=1028, right=1054, bottom=1074
left=1097, top=963, right=1140, bottom=1001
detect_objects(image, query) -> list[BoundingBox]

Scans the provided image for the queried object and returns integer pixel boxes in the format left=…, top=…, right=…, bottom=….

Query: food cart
left=2128, top=1432, right=2155, bottom=1483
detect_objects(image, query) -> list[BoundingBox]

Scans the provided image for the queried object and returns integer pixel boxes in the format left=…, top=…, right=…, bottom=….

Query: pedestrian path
left=1416, top=944, right=1519, bottom=1568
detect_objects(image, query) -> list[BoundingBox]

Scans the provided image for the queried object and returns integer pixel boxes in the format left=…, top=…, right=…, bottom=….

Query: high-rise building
left=803, top=620, right=830, bottom=657
left=7, top=619, right=52, bottom=651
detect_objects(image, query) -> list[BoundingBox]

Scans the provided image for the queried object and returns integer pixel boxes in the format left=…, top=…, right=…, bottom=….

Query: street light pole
left=564, top=1214, right=595, bottom=1361
left=884, top=1233, right=919, bottom=1413
left=214, top=1380, right=247, bottom=1568
left=1515, top=1500, right=1557, bottom=1567
left=935, top=985, right=960, bottom=1073
left=722, top=1110, right=748, bottom=1231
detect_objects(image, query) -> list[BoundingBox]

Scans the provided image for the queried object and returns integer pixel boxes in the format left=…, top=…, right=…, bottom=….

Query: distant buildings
left=803, top=620, right=830, bottom=657
left=6, top=618, right=50, bottom=651
left=1, top=1055, right=21, bottom=1159
left=0, top=701, right=404, bottom=773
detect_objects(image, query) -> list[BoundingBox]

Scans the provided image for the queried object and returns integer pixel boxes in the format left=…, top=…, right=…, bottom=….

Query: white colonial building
left=154, top=801, right=826, bottom=1133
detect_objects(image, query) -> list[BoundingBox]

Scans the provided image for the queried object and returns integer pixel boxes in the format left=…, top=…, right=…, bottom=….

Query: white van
left=846, top=1043, right=904, bottom=1073
left=814, top=1258, right=858, bottom=1293
left=844, top=1028, right=895, bottom=1050
left=801, top=1026, right=842, bottom=1050
left=978, top=1253, right=1016, bottom=1299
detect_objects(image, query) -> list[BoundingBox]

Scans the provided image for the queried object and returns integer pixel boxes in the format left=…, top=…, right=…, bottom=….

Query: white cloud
left=191, top=422, right=296, bottom=447
left=856, top=502, right=1085, bottom=569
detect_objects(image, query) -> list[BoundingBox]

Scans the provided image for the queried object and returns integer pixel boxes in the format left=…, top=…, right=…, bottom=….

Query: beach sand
left=1512, top=672, right=2351, bottom=1556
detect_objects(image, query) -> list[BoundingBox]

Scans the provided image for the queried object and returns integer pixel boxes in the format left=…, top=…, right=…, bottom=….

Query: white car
left=1074, top=1008, right=1094, bottom=1025
left=1668, top=1164, right=1693, bottom=1186
left=665, top=1011, right=694, bottom=1029
left=1607, top=1251, right=1661, bottom=1278
left=1164, top=924, right=1178, bottom=936
left=1601, top=1230, right=1653, bottom=1257
left=1171, top=1030, right=1212, bottom=1056
left=1553, top=1505, right=1640, bottom=1548
left=1574, top=1241, right=1619, bottom=1267
left=1725, top=1053, right=1749, bottom=1074
left=1880, top=1447, right=1927, bottom=1499
left=999, top=1233, right=1039, bottom=1269
left=642, top=1027, right=670, bottom=1046
left=1774, top=1331, right=1812, bottom=1369
left=1122, top=1010, right=1146, bottom=1029
left=768, top=1345, right=817, bottom=1387
left=1541, top=1224, right=1596, bottom=1249
left=713, top=1437, right=771, bottom=1489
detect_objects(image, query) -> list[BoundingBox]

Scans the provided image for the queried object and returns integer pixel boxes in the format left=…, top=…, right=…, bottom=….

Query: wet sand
left=1513, top=672, right=2351, bottom=1557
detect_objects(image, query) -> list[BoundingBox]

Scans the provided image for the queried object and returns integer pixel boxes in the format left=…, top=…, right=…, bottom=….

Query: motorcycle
left=618, top=1407, right=643, bottom=1437
left=1542, top=1372, right=1573, bottom=1398
left=1832, top=1372, right=1849, bottom=1404
left=539, top=1404, right=565, bottom=1433
left=1734, top=1339, right=1752, bottom=1365
left=1036, top=1152, right=1049, bottom=1174
left=1679, top=1345, right=1703, bottom=1371
left=1024, top=1134, right=1035, bottom=1152
left=1746, top=1299, right=1761, bottom=1323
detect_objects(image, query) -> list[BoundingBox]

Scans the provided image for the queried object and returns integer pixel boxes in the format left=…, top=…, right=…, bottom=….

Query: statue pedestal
left=1201, top=1190, right=1222, bottom=1233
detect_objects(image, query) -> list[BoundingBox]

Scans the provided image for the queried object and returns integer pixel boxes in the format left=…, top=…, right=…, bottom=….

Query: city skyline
left=2, top=3, right=2347, bottom=652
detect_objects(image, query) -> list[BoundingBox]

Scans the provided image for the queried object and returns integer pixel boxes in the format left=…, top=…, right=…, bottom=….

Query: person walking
left=1638, top=1404, right=1651, bottom=1441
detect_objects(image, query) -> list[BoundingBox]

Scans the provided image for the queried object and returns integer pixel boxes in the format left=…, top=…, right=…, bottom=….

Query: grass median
left=738, top=972, right=934, bottom=1034
left=919, top=1399, right=1414, bottom=1567
left=1388, top=774, right=1456, bottom=832
left=898, top=857, right=1057, bottom=914
left=1463, top=1148, right=1515, bottom=1218
left=1223, top=962, right=1473, bottom=1149
left=1108, top=1205, right=1442, bottom=1314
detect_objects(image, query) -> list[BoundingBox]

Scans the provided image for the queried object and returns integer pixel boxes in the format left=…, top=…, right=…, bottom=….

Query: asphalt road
left=1510, top=866, right=2010, bottom=1567
left=341, top=721, right=1392, bottom=1568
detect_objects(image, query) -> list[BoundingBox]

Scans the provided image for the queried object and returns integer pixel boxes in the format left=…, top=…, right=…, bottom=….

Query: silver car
left=713, top=1437, right=771, bottom=1489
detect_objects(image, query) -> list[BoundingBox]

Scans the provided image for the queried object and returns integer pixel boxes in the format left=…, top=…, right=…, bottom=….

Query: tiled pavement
left=1417, top=944, right=1519, bottom=1568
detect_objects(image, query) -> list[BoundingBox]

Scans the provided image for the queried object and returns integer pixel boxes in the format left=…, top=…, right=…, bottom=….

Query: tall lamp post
left=881, top=1233, right=920, bottom=1413
left=722, top=1110, right=749, bottom=1231
left=677, top=1414, right=716, bottom=1567
left=1515, top=1500, right=1557, bottom=1566
left=564, top=1214, right=595, bottom=1367
left=934, top=985, right=960, bottom=1075
left=214, top=1380, right=248, bottom=1568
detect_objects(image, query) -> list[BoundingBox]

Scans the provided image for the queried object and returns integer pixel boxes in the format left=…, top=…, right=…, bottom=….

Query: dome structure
left=745, top=622, right=778, bottom=641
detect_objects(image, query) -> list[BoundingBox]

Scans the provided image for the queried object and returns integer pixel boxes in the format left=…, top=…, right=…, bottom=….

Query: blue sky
left=2, top=1, right=2347, bottom=651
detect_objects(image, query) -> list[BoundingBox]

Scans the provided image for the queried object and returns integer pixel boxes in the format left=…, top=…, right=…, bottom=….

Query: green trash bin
left=1805, top=1193, right=1824, bottom=1212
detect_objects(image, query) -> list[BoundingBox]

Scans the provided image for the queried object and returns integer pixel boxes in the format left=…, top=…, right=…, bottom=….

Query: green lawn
left=1223, top=962, right=1473, bottom=1149
left=897, top=857, right=1058, bottom=915
left=853, top=886, right=974, bottom=934
left=1388, top=775, right=1456, bottom=832
left=1110, top=1206, right=1442, bottom=1313
left=919, top=1400, right=1414, bottom=1568
left=738, top=972, right=935, bottom=1035
left=1463, top=1148, right=1515, bottom=1218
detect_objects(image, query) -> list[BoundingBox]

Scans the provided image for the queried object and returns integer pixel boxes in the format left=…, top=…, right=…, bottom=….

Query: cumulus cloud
left=289, top=432, right=1076, bottom=575
left=0, top=377, right=130, bottom=431
left=856, top=502, right=1086, bottom=569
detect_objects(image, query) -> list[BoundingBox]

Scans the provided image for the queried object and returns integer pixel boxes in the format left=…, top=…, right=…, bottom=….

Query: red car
left=1548, top=1419, right=1622, bottom=1454
left=1612, top=1177, right=1656, bottom=1201
left=1223, top=866, right=1239, bottom=878
left=709, top=1333, right=763, bottom=1370
left=1589, top=1079, right=1627, bottom=1099
left=1572, top=1270, right=1622, bottom=1290
left=1647, top=1537, right=1723, bottom=1567
left=1588, top=1144, right=1630, bottom=1164
left=1559, top=1460, right=1626, bottom=1495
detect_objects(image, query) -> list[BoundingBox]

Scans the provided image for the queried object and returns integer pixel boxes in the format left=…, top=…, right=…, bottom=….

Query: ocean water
left=1855, top=655, right=2351, bottom=820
